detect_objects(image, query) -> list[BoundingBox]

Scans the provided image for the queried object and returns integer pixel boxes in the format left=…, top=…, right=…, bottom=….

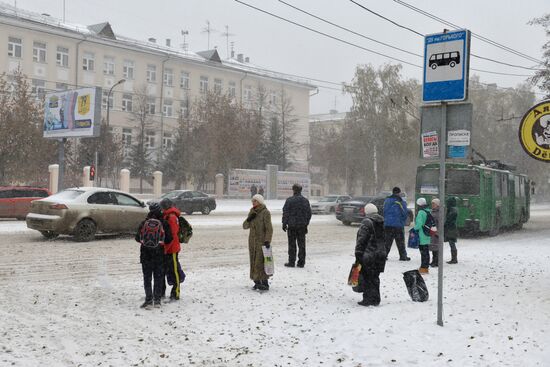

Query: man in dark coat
left=135, top=203, right=172, bottom=309
left=250, top=184, right=258, bottom=198
left=383, top=187, right=410, bottom=261
left=282, top=183, right=312, bottom=268
left=355, top=203, right=387, bottom=306
left=445, top=197, right=459, bottom=264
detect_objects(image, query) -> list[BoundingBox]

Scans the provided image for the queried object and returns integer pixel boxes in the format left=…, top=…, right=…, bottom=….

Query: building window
left=56, top=83, right=67, bottom=91
left=102, top=90, right=113, bottom=110
left=200, top=76, right=209, bottom=94
left=228, top=81, right=236, bottom=98
left=270, top=92, right=277, bottom=106
left=180, top=98, right=189, bottom=118
left=82, top=52, right=95, bottom=71
left=180, top=71, right=189, bottom=89
left=145, top=131, right=156, bottom=149
left=146, top=64, right=157, bottom=83
left=8, top=37, right=22, bottom=58
left=163, top=132, right=173, bottom=150
left=122, top=128, right=132, bottom=146
left=147, top=98, right=156, bottom=115
left=164, top=68, right=173, bottom=87
left=123, top=60, right=134, bottom=79
left=244, top=85, right=252, bottom=104
left=56, top=46, right=69, bottom=67
left=163, top=100, right=173, bottom=117
left=31, top=79, right=46, bottom=99
left=103, top=56, right=115, bottom=75
left=122, top=93, right=133, bottom=112
left=214, top=78, right=222, bottom=93
left=32, top=41, right=46, bottom=63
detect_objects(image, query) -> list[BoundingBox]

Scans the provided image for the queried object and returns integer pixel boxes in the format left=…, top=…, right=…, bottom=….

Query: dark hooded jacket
left=355, top=213, right=387, bottom=273
left=282, top=193, right=312, bottom=229
left=444, top=197, right=458, bottom=241
left=135, top=208, right=172, bottom=265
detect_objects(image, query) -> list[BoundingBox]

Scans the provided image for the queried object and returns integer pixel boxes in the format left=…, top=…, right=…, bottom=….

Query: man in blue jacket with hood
left=383, top=187, right=410, bottom=261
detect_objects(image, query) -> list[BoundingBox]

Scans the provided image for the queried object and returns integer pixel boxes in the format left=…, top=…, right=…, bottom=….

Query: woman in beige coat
left=243, top=194, right=273, bottom=291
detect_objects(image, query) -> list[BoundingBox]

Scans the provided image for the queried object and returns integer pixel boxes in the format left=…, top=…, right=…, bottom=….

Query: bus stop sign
left=423, top=29, right=471, bottom=103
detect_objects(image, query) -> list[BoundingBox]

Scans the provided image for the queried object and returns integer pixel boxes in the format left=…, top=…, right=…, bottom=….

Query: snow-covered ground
left=0, top=205, right=549, bottom=366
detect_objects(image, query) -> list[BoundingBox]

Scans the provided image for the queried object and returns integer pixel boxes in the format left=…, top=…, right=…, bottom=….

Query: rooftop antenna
left=201, top=20, right=218, bottom=49
left=221, top=25, right=236, bottom=59
left=63, top=0, right=66, bottom=22
left=181, top=30, right=189, bottom=53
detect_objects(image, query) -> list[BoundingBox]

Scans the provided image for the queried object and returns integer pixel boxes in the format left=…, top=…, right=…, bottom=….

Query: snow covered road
left=0, top=204, right=549, bottom=366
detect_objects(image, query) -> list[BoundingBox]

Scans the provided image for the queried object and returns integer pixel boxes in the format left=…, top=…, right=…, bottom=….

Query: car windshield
left=47, top=190, right=84, bottom=201
left=319, top=196, right=337, bottom=202
left=352, top=196, right=371, bottom=203
left=161, top=191, right=184, bottom=199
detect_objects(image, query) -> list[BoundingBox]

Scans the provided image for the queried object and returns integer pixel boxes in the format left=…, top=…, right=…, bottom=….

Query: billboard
left=228, top=168, right=310, bottom=199
left=43, top=87, right=102, bottom=138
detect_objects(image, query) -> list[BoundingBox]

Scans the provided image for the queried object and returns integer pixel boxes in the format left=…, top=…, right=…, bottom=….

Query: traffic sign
left=423, top=29, right=471, bottom=103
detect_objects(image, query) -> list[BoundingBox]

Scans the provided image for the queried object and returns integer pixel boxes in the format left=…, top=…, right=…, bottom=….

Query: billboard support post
left=57, top=138, right=66, bottom=191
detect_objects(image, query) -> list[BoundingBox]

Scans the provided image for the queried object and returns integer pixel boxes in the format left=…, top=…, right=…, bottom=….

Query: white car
left=26, top=187, right=148, bottom=241
left=310, top=195, right=351, bottom=214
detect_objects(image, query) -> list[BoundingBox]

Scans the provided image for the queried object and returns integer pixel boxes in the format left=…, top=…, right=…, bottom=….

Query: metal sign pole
left=437, top=102, right=447, bottom=327
left=57, top=138, right=66, bottom=191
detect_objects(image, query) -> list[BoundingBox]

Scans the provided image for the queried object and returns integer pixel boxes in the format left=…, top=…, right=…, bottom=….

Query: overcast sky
left=13, top=0, right=549, bottom=114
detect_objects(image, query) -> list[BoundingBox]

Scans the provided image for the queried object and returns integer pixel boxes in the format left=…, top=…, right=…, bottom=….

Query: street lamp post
left=106, top=78, right=125, bottom=127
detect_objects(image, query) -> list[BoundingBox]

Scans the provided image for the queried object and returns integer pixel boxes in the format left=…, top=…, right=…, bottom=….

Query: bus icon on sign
left=429, top=51, right=460, bottom=69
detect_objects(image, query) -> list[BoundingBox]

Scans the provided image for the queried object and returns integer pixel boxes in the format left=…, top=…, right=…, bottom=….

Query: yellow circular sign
left=519, top=100, right=550, bottom=162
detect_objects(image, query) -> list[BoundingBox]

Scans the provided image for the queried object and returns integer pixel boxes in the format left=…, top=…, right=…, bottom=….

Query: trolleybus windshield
left=417, top=168, right=480, bottom=196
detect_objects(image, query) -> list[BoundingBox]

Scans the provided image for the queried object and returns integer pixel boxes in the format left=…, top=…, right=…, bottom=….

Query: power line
left=234, top=0, right=423, bottom=69
left=348, top=0, right=543, bottom=72
left=278, top=0, right=422, bottom=58
left=392, top=0, right=543, bottom=65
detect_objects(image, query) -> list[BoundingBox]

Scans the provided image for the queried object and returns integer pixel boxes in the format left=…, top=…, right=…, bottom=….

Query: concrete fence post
left=82, top=166, right=93, bottom=187
left=215, top=173, right=224, bottom=199
left=120, top=169, right=130, bottom=193
left=48, top=164, right=59, bottom=194
left=153, top=171, right=163, bottom=198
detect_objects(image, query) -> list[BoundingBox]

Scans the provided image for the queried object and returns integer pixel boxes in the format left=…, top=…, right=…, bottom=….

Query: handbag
left=262, top=245, right=274, bottom=276
left=347, top=263, right=362, bottom=286
left=407, top=228, right=419, bottom=249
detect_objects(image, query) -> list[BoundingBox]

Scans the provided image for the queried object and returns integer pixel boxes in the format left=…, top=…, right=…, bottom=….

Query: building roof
left=0, top=2, right=316, bottom=90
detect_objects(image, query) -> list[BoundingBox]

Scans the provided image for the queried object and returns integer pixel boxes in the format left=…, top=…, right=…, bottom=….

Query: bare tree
left=128, top=86, right=154, bottom=193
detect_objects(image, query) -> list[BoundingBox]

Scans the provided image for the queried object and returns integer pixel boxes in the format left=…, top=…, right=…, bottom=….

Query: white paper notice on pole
left=422, top=131, right=439, bottom=158
left=447, top=129, right=470, bottom=146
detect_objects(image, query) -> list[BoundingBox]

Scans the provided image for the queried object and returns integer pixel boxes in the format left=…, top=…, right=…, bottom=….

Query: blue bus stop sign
left=423, top=30, right=471, bottom=103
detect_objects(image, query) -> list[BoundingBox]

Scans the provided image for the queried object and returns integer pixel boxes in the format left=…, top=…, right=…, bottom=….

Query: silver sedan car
left=26, top=187, right=148, bottom=241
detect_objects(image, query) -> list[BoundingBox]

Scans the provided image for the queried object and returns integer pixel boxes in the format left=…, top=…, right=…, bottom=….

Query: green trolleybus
left=415, top=162, right=530, bottom=235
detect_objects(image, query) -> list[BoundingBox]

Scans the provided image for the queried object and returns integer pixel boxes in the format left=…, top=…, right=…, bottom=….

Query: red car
left=0, top=186, right=51, bottom=220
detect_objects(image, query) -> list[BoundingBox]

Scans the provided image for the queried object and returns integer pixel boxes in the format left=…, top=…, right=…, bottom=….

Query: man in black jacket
left=355, top=203, right=387, bottom=306
left=282, top=183, right=312, bottom=268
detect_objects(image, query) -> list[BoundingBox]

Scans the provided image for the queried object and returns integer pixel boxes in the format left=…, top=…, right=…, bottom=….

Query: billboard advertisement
left=228, top=168, right=310, bottom=199
left=43, top=87, right=102, bottom=138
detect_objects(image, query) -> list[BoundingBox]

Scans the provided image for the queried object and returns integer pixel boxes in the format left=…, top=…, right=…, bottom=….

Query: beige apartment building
left=0, top=3, right=314, bottom=172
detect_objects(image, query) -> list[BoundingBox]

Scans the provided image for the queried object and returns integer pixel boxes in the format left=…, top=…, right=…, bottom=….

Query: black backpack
left=139, top=218, right=165, bottom=248
left=422, top=210, right=436, bottom=236
left=178, top=216, right=193, bottom=244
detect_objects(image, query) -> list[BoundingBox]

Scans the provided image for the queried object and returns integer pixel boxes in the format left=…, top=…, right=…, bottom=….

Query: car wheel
left=342, top=220, right=351, bottom=226
left=202, top=206, right=211, bottom=215
left=185, top=210, right=193, bottom=215
left=74, top=219, right=97, bottom=242
left=449, top=61, right=456, bottom=67
left=329, top=207, right=335, bottom=214
left=40, top=231, right=59, bottom=239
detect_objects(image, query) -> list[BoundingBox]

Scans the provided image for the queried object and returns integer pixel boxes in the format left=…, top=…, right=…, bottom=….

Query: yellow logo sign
left=77, top=94, right=91, bottom=115
left=519, top=100, right=550, bottom=162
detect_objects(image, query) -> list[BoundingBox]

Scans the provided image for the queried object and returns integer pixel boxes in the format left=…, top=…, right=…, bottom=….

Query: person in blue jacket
left=383, top=187, right=410, bottom=261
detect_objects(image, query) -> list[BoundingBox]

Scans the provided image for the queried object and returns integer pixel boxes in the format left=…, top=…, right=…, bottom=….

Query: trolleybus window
left=447, top=170, right=479, bottom=195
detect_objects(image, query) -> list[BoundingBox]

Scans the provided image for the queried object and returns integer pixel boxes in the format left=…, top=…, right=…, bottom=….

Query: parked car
left=26, top=187, right=148, bottom=241
left=0, top=186, right=50, bottom=220
left=150, top=190, right=216, bottom=215
left=336, top=196, right=413, bottom=226
left=310, top=195, right=351, bottom=214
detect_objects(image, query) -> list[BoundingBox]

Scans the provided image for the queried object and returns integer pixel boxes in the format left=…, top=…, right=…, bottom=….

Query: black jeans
left=287, top=226, right=307, bottom=265
left=361, top=270, right=381, bottom=305
left=142, top=261, right=164, bottom=303
left=448, top=240, right=457, bottom=252
left=419, top=246, right=430, bottom=268
left=384, top=227, right=407, bottom=259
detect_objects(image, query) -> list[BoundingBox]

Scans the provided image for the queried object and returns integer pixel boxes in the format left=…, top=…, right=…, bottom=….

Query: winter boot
left=447, top=249, right=458, bottom=264
left=140, top=301, right=153, bottom=310
left=430, top=251, right=438, bottom=267
left=257, top=280, right=269, bottom=291
left=153, top=300, right=161, bottom=308
left=253, top=280, right=261, bottom=290
left=418, top=267, right=429, bottom=274
left=284, top=262, right=295, bottom=267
